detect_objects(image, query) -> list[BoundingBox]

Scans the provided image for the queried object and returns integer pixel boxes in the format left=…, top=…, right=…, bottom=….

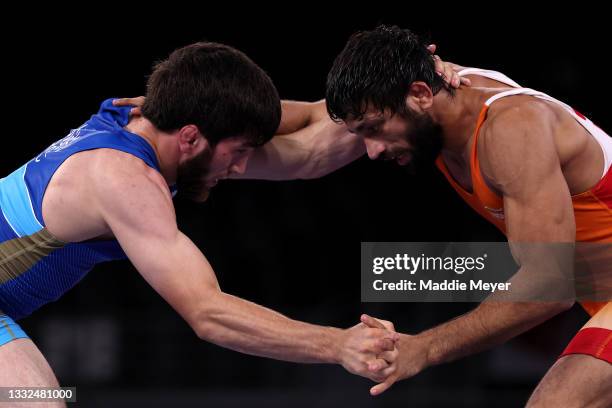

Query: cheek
left=208, top=152, right=232, bottom=172
left=385, top=120, right=412, bottom=142
left=386, top=128, right=412, bottom=149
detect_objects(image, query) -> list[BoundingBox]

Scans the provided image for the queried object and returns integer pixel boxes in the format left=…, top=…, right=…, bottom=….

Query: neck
left=430, top=87, right=491, bottom=159
left=124, top=117, right=179, bottom=185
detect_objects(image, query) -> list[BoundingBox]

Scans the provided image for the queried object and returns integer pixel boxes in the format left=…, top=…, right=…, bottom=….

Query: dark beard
left=176, top=146, right=213, bottom=202
left=403, top=112, right=443, bottom=175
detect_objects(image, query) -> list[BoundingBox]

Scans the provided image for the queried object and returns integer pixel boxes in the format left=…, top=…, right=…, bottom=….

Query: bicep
left=502, top=168, right=575, bottom=300
left=501, top=153, right=575, bottom=242
left=276, top=100, right=326, bottom=135
left=485, top=110, right=576, bottom=301
left=502, top=156, right=574, bottom=242
left=484, top=107, right=575, bottom=242
left=240, top=114, right=365, bottom=180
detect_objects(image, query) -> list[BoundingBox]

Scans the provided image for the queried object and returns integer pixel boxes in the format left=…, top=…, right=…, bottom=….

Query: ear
left=177, top=125, right=209, bottom=154
left=405, top=81, right=434, bottom=112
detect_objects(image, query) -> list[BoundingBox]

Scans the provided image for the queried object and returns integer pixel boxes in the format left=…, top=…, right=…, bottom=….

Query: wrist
left=413, top=331, right=438, bottom=367
left=327, top=326, right=347, bottom=365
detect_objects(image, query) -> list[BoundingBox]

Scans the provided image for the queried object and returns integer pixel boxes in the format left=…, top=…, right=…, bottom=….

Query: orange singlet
left=435, top=69, right=612, bottom=362
left=436, top=80, right=612, bottom=316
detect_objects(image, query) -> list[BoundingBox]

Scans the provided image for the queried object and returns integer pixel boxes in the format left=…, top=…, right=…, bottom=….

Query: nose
left=364, top=139, right=386, bottom=160
left=230, top=154, right=249, bottom=175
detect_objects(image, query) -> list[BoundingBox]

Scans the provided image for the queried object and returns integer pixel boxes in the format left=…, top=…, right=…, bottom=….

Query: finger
left=382, top=329, right=400, bottom=342
left=460, top=76, right=472, bottom=86
left=113, top=96, right=145, bottom=107
left=379, top=349, right=398, bottom=363
left=130, top=107, right=142, bottom=116
left=443, top=63, right=456, bottom=86
left=379, top=362, right=397, bottom=378
left=376, top=338, right=396, bottom=352
left=361, top=314, right=386, bottom=330
left=367, top=357, right=389, bottom=373
left=364, top=337, right=395, bottom=354
left=112, top=98, right=133, bottom=106
left=370, top=317, right=395, bottom=332
left=450, top=72, right=461, bottom=88
left=427, top=44, right=437, bottom=54
left=366, top=328, right=400, bottom=344
left=433, top=55, right=444, bottom=75
left=370, top=376, right=397, bottom=396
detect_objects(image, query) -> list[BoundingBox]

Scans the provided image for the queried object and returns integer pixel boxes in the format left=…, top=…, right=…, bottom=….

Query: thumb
left=370, top=375, right=396, bottom=396
left=427, top=44, right=437, bottom=54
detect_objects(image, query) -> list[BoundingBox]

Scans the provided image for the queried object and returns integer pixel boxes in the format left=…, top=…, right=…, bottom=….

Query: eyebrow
left=353, top=118, right=384, bottom=134
left=243, top=140, right=260, bottom=148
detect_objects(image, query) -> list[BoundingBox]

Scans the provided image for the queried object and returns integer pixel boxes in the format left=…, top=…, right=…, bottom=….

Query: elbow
left=297, top=161, right=330, bottom=180
left=190, top=295, right=223, bottom=341
left=192, top=307, right=216, bottom=341
left=558, top=299, right=575, bottom=312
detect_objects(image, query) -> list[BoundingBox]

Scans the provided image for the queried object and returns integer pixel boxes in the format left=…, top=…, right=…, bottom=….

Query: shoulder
left=478, top=97, right=560, bottom=191
left=482, top=96, right=556, bottom=143
left=85, top=149, right=173, bottom=215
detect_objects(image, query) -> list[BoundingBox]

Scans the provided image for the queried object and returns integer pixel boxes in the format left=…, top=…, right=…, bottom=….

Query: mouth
left=384, top=151, right=411, bottom=166
left=205, top=173, right=230, bottom=188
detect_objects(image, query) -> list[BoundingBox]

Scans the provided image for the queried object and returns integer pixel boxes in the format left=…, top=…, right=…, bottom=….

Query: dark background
left=2, top=7, right=606, bottom=408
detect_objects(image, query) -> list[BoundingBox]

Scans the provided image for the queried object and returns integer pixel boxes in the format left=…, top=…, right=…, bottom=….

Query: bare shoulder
left=478, top=97, right=560, bottom=191
left=86, top=148, right=170, bottom=199
left=42, top=148, right=172, bottom=242
left=77, top=149, right=174, bottom=227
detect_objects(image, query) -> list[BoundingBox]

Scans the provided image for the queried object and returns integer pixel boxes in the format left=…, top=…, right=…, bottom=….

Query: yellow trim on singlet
left=0, top=318, right=15, bottom=340
left=0, top=228, right=65, bottom=284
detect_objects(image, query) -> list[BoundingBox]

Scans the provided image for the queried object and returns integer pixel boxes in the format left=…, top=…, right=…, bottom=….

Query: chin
left=196, top=190, right=211, bottom=202
left=185, top=188, right=211, bottom=203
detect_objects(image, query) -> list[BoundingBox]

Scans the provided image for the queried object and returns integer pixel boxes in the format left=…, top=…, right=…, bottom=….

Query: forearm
left=195, top=291, right=343, bottom=364
left=237, top=116, right=365, bottom=180
left=417, top=300, right=568, bottom=367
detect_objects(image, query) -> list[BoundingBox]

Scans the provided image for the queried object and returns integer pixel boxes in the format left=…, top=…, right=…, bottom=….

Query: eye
left=235, top=147, right=253, bottom=156
left=366, top=125, right=380, bottom=135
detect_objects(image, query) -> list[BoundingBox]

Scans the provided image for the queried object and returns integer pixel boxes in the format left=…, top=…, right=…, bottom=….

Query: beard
left=176, top=146, right=214, bottom=202
left=395, top=111, right=443, bottom=174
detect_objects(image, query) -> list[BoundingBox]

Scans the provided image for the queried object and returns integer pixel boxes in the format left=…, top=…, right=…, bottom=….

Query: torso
left=441, top=92, right=605, bottom=198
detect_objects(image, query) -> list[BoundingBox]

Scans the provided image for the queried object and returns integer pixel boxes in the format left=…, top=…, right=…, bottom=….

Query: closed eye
left=365, top=126, right=380, bottom=136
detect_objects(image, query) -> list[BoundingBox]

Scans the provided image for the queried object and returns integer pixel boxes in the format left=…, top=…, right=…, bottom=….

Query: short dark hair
left=326, top=25, right=451, bottom=122
left=142, top=42, right=281, bottom=146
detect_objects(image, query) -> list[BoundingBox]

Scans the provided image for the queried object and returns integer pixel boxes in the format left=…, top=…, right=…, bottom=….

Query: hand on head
left=427, top=44, right=471, bottom=88
left=113, top=96, right=146, bottom=117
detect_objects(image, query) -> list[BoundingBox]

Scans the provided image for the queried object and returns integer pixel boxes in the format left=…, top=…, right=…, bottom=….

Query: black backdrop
left=2, top=8, right=606, bottom=407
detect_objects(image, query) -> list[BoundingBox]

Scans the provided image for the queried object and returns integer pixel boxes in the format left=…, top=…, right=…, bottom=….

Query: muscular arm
left=236, top=66, right=514, bottom=181
left=93, top=156, right=396, bottom=375
left=235, top=100, right=366, bottom=180
left=373, top=103, right=576, bottom=395
left=428, top=103, right=575, bottom=355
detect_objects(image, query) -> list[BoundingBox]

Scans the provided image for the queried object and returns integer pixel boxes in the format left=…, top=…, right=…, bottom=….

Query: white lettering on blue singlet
left=35, top=124, right=90, bottom=162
